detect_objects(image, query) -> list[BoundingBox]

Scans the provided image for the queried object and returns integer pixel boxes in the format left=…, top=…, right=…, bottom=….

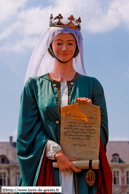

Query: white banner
left=1, top=186, right=62, bottom=193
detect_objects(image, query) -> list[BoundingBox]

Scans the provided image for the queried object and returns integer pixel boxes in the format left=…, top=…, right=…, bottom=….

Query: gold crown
left=49, top=14, right=81, bottom=31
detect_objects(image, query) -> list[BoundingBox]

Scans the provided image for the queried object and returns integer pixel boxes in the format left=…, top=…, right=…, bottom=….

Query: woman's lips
left=60, top=53, right=70, bottom=55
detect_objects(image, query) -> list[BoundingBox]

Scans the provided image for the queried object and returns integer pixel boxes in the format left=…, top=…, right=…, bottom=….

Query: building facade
left=0, top=137, right=129, bottom=194
left=107, top=141, right=129, bottom=194
left=0, top=137, right=20, bottom=194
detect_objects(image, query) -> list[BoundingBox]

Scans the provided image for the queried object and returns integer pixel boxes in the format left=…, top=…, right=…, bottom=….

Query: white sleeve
left=46, top=140, right=62, bottom=160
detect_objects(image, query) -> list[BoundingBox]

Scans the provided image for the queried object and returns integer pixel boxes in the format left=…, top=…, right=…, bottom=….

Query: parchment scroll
left=53, top=104, right=101, bottom=169
left=53, top=159, right=99, bottom=169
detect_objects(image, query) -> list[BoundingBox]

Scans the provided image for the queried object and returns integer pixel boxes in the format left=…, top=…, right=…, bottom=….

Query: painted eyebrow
left=54, top=39, right=75, bottom=42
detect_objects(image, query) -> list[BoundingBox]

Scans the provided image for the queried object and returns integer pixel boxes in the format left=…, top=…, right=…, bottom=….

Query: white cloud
left=1, top=0, right=129, bottom=52
left=0, top=37, right=39, bottom=52
left=17, top=7, right=50, bottom=35
left=111, top=0, right=129, bottom=25
left=0, top=22, right=20, bottom=40
left=109, top=137, right=129, bottom=141
left=49, top=0, right=123, bottom=32
left=0, top=0, right=27, bottom=21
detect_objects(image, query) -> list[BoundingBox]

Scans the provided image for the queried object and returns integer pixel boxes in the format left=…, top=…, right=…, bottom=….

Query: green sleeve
left=17, top=78, right=49, bottom=186
left=91, top=78, right=108, bottom=151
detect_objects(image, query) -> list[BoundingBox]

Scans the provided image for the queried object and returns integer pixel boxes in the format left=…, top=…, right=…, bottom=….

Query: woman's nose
left=62, top=44, right=67, bottom=51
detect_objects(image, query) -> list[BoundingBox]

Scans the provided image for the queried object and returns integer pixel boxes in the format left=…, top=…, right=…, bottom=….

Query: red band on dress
left=96, top=139, right=112, bottom=194
left=36, top=148, right=56, bottom=194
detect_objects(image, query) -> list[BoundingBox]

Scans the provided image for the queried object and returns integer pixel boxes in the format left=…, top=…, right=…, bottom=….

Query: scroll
left=53, top=104, right=101, bottom=169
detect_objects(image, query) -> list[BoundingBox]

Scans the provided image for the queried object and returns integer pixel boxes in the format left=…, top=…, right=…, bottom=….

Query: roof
left=106, top=141, right=129, bottom=163
left=0, top=142, right=18, bottom=164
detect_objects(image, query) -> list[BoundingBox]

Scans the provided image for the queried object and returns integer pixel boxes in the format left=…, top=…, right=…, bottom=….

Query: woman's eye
left=68, top=43, right=73, bottom=45
left=57, top=43, right=62, bottom=45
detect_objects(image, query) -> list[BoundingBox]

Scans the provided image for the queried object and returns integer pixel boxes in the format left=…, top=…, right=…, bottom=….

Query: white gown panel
left=46, top=82, right=75, bottom=194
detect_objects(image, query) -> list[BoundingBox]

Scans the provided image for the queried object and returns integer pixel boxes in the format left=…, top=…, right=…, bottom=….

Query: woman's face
left=52, top=33, right=76, bottom=62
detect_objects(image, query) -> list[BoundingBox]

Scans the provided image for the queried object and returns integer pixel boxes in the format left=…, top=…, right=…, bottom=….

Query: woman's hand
left=75, top=97, right=92, bottom=105
left=55, top=150, right=81, bottom=173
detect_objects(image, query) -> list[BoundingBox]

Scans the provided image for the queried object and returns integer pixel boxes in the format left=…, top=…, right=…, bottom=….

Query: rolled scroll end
left=53, top=159, right=99, bottom=169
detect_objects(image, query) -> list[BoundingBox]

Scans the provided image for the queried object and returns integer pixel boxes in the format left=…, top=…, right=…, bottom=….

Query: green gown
left=17, top=73, right=108, bottom=194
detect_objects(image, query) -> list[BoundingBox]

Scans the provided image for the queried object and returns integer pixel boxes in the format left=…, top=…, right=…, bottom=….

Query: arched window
left=0, top=155, right=8, bottom=164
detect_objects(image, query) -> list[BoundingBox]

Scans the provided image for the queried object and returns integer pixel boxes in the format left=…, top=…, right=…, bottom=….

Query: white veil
left=25, top=18, right=86, bottom=83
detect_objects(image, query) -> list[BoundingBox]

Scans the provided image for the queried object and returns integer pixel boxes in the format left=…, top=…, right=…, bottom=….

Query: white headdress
left=25, top=15, right=86, bottom=83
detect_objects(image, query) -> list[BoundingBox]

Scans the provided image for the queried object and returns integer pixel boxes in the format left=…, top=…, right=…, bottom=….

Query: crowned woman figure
left=17, top=14, right=112, bottom=194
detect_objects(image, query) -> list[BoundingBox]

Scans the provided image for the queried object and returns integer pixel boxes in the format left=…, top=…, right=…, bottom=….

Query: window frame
left=15, top=173, right=20, bottom=186
left=112, top=169, right=121, bottom=185
left=112, top=155, right=119, bottom=163
left=125, top=169, right=129, bottom=185
left=0, top=155, right=7, bottom=164
left=0, top=172, right=6, bottom=186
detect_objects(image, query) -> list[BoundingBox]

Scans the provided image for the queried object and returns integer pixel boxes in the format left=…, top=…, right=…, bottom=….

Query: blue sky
left=0, top=0, right=129, bottom=142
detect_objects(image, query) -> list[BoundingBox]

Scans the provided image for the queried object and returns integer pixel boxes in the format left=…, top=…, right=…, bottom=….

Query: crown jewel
left=49, top=14, right=81, bottom=31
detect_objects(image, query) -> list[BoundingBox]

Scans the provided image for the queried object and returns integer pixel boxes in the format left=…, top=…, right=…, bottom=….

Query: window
left=0, top=173, right=6, bottom=186
left=1, top=158, right=5, bottom=164
left=0, top=156, right=7, bottom=164
left=126, top=171, right=129, bottom=185
left=15, top=173, right=20, bottom=186
left=113, top=171, right=119, bottom=185
left=113, top=155, right=119, bottom=163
